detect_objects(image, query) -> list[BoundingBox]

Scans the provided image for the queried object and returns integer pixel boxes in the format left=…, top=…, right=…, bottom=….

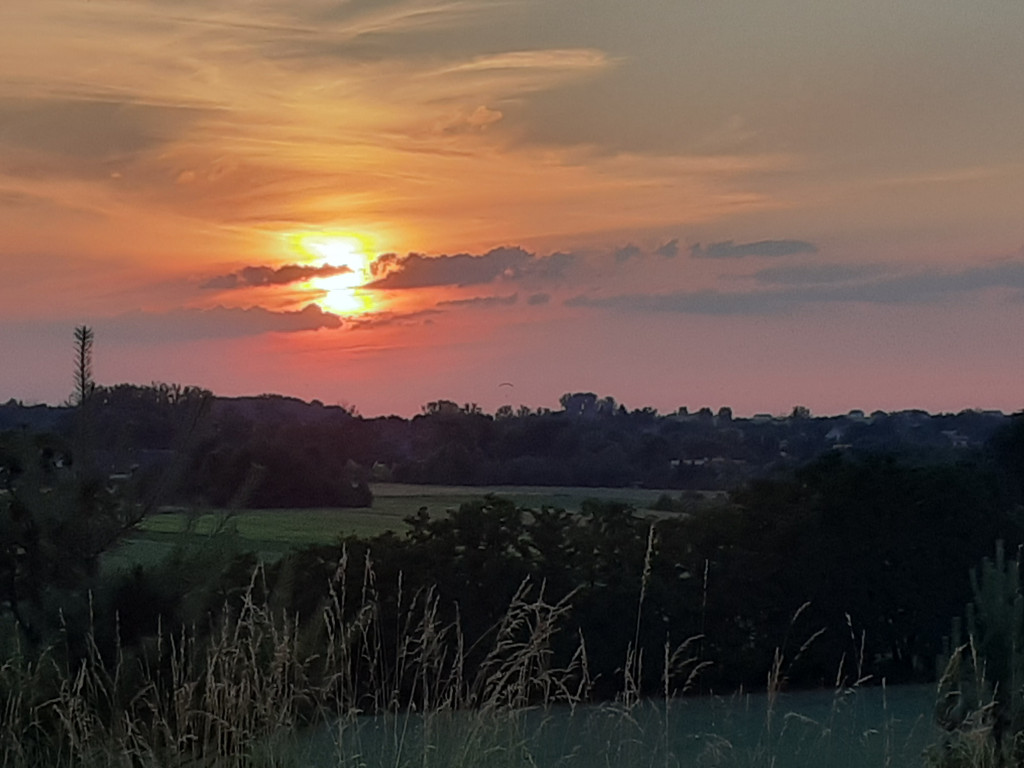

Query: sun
left=289, top=231, right=376, bottom=314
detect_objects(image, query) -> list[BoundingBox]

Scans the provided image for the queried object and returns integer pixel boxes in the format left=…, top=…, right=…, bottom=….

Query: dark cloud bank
left=368, top=247, right=574, bottom=289
left=202, top=263, right=353, bottom=290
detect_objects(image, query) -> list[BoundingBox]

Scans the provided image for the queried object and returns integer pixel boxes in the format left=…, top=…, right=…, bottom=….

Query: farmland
left=107, top=483, right=696, bottom=569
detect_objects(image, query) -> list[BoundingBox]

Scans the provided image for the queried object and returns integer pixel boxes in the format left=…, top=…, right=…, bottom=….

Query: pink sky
left=1, top=0, right=1023, bottom=416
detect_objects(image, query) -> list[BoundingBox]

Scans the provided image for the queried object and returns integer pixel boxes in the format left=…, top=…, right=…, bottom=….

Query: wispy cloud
left=690, top=240, right=818, bottom=259
left=437, top=48, right=610, bottom=75
left=0, top=96, right=214, bottom=182
left=0, top=1, right=790, bottom=255
left=298, top=0, right=502, bottom=46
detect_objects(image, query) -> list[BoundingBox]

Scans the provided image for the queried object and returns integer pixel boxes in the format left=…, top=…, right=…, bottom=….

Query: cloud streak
left=436, top=293, right=518, bottom=308
left=345, top=308, right=442, bottom=330
left=752, top=263, right=888, bottom=286
left=690, top=240, right=818, bottom=259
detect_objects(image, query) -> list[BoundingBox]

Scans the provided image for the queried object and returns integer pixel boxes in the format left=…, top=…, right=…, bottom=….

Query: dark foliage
left=3, top=386, right=1023, bottom=714
left=250, top=450, right=1023, bottom=699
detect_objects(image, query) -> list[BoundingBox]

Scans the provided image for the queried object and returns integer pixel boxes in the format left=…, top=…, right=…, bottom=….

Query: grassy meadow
left=108, top=483, right=700, bottom=568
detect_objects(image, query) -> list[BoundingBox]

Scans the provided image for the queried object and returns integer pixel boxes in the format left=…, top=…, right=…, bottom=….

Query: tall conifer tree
left=72, top=325, right=95, bottom=406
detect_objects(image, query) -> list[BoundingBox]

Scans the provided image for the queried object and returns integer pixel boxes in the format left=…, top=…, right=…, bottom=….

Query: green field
left=106, top=483, right=700, bottom=571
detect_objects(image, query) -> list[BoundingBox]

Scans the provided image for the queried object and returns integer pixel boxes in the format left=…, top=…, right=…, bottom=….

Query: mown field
left=106, top=483, right=699, bottom=570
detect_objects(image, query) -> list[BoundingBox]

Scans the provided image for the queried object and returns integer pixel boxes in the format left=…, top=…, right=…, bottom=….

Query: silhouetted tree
left=0, top=432, right=143, bottom=644
left=71, top=325, right=95, bottom=407
left=791, top=404, right=811, bottom=420
left=560, top=392, right=597, bottom=417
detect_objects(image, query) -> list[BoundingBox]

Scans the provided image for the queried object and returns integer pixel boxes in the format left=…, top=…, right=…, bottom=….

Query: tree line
left=1, top=384, right=1008, bottom=508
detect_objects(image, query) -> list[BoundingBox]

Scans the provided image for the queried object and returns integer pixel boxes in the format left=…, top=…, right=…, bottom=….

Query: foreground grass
left=290, top=685, right=938, bottom=768
left=7, top=544, right=1012, bottom=767
left=0, top=565, right=944, bottom=768
left=0, top=567, right=585, bottom=767
left=50, top=490, right=1002, bottom=767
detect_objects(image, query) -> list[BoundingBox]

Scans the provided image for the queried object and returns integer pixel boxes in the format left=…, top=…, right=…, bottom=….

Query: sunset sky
left=2, top=0, right=1023, bottom=416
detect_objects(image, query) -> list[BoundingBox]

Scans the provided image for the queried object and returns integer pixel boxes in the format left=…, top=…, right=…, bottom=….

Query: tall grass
left=0, top=541, right=941, bottom=768
left=0, top=549, right=592, bottom=767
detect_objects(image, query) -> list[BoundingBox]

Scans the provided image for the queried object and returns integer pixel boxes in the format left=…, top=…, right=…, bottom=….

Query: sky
left=1, top=0, right=1023, bottom=417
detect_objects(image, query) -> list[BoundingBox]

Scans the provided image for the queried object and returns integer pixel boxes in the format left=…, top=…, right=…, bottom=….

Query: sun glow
left=289, top=231, right=377, bottom=315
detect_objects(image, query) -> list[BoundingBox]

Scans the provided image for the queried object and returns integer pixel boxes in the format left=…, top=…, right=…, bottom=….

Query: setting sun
left=289, top=232, right=376, bottom=314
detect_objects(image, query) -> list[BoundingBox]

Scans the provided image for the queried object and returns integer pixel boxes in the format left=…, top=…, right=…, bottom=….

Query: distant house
left=941, top=430, right=970, bottom=448
left=825, top=426, right=845, bottom=442
left=106, top=470, right=135, bottom=493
